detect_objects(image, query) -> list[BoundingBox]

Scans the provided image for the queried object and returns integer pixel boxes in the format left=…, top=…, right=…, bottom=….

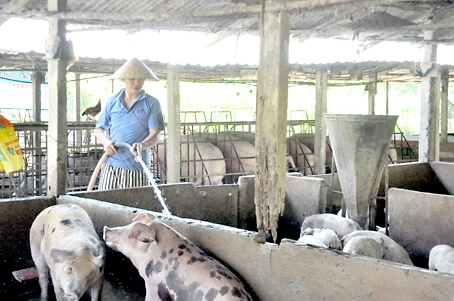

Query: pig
left=301, top=213, right=362, bottom=240
left=103, top=212, right=253, bottom=301
left=300, top=227, right=340, bottom=250
left=29, top=204, right=104, bottom=301
left=194, top=132, right=255, bottom=183
left=297, top=235, right=328, bottom=248
left=341, top=230, right=413, bottom=266
left=287, top=138, right=315, bottom=175
left=154, top=135, right=226, bottom=185
left=429, top=244, right=454, bottom=275
left=313, top=228, right=341, bottom=250
left=342, top=236, right=385, bottom=260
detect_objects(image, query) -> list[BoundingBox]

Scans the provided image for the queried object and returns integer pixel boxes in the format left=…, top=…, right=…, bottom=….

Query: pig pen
left=2, top=169, right=454, bottom=300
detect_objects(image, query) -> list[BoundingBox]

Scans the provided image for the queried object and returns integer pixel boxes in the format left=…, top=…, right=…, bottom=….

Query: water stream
left=115, top=142, right=172, bottom=216
left=136, top=156, right=172, bottom=216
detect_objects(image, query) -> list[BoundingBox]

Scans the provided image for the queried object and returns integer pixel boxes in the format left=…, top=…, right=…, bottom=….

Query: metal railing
left=1, top=119, right=320, bottom=198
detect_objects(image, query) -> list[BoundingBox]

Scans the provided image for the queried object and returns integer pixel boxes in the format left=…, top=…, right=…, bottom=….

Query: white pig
left=429, top=244, right=454, bottom=275
left=301, top=213, right=362, bottom=240
left=29, top=204, right=104, bottom=301
left=342, top=236, right=385, bottom=260
left=341, top=230, right=413, bottom=266
left=103, top=212, right=253, bottom=301
left=314, top=229, right=341, bottom=250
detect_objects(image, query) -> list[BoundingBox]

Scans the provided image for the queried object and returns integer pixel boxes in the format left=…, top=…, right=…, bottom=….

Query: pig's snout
left=103, top=226, right=116, bottom=248
left=64, top=291, right=80, bottom=301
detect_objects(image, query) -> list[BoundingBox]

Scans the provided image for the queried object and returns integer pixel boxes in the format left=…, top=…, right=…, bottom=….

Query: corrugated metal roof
left=1, top=0, right=453, bottom=45
left=1, top=50, right=453, bottom=84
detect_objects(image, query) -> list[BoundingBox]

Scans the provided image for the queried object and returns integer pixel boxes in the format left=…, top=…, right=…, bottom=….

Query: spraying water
left=136, top=155, right=172, bottom=216
left=115, top=143, right=172, bottom=216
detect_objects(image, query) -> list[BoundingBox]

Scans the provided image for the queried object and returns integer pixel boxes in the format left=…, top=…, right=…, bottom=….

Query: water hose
left=87, top=142, right=171, bottom=216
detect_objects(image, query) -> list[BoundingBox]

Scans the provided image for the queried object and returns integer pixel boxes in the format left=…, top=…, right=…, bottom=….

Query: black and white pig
left=103, top=212, right=253, bottom=301
left=29, top=204, right=105, bottom=301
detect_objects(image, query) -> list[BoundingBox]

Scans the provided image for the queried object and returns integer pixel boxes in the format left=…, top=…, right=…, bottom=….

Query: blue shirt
left=96, top=88, right=165, bottom=170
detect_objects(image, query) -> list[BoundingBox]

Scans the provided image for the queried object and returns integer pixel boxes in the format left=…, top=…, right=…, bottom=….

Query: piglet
left=301, top=213, right=362, bottom=240
left=429, top=244, right=454, bottom=275
left=103, top=212, right=253, bottom=301
left=30, top=204, right=104, bottom=301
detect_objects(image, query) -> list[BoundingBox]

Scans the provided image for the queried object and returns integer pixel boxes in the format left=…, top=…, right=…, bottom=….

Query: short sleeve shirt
left=96, top=88, right=165, bottom=170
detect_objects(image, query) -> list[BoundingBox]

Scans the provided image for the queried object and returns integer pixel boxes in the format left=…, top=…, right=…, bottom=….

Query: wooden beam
left=254, top=4, right=290, bottom=243
left=47, top=0, right=69, bottom=196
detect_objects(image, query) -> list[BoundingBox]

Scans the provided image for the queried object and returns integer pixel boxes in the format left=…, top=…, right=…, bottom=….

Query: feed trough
left=324, top=114, right=398, bottom=228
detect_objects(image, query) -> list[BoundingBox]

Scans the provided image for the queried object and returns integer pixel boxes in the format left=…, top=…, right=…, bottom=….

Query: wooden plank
left=254, top=5, right=290, bottom=242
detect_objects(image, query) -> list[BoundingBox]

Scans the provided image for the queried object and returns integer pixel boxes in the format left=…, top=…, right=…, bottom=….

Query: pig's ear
left=133, top=212, right=156, bottom=223
left=128, top=223, right=157, bottom=244
left=51, top=247, right=74, bottom=263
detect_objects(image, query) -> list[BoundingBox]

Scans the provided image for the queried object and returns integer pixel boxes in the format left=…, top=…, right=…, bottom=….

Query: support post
left=367, top=73, right=376, bottom=115
left=255, top=3, right=290, bottom=242
left=384, top=81, right=389, bottom=115
left=440, top=67, right=449, bottom=143
left=32, top=70, right=44, bottom=193
left=75, top=73, right=82, bottom=145
left=419, top=30, right=440, bottom=162
left=166, top=64, right=181, bottom=184
left=314, top=69, right=327, bottom=175
left=47, top=0, right=69, bottom=196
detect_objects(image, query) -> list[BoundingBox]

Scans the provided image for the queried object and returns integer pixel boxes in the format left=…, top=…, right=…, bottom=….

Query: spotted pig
left=29, top=204, right=105, bottom=301
left=103, top=212, right=253, bottom=301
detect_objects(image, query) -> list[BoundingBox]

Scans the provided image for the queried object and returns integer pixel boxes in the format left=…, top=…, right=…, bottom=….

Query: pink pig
left=103, top=212, right=253, bottom=301
left=30, top=204, right=104, bottom=301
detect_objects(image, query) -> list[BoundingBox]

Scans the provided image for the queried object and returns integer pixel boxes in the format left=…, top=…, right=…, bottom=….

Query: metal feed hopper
left=324, top=114, right=398, bottom=229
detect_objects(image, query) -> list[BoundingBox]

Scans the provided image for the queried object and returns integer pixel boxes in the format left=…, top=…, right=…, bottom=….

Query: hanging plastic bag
left=0, top=114, right=24, bottom=174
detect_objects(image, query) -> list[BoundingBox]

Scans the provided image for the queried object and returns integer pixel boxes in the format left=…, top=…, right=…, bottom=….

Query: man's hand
left=131, top=142, right=143, bottom=162
left=103, top=141, right=117, bottom=155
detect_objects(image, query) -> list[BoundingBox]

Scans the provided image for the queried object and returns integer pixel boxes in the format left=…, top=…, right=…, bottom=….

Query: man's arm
left=131, top=128, right=161, bottom=157
left=95, top=127, right=117, bottom=155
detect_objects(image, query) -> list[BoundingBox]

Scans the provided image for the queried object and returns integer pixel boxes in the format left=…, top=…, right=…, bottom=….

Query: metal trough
left=324, top=114, right=398, bottom=228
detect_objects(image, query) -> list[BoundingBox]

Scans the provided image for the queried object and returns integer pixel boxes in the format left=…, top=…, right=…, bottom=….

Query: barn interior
left=1, top=0, right=454, bottom=300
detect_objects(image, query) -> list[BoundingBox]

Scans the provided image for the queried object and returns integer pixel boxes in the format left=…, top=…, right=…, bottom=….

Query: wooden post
left=166, top=64, right=181, bottom=184
left=314, top=69, right=327, bottom=175
left=384, top=81, right=389, bottom=115
left=47, top=0, right=69, bottom=196
left=367, top=73, right=376, bottom=115
left=255, top=3, right=290, bottom=242
left=75, top=73, right=82, bottom=145
left=440, top=67, right=449, bottom=143
left=32, top=70, right=44, bottom=192
left=419, top=30, right=440, bottom=162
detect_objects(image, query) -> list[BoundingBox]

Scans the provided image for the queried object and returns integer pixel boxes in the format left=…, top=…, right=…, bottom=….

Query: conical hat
left=111, top=58, right=159, bottom=81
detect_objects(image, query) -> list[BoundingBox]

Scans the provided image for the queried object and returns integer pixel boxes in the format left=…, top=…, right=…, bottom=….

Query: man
left=95, top=58, right=165, bottom=190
